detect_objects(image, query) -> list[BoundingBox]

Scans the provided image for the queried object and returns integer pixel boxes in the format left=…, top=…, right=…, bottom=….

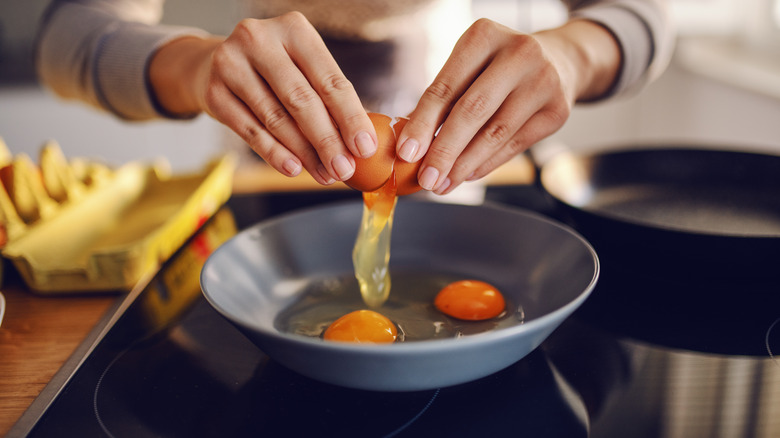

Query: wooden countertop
left=0, top=155, right=535, bottom=435
left=0, top=272, right=117, bottom=436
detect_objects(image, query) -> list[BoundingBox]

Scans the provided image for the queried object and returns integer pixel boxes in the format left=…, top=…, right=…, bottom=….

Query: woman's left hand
left=396, top=18, right=621, bottom=195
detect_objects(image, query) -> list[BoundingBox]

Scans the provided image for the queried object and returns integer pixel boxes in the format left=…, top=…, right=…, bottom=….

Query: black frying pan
left=536, top=146, right=780, bottom=282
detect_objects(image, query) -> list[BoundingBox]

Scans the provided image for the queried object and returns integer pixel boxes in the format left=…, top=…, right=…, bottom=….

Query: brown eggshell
left=344, top=113, right=423, bottom=195
left=344, top=113, right=395, bottom=192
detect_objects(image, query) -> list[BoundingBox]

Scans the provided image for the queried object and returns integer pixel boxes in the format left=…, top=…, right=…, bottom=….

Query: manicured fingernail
left=317, top=164, right=336, bottom=185
left=465, top=171, right=476, bottom=181
left=355, top=131, right=376, bottom=157
left=282, top=158, right=302, bottom=176
left=397, top=138, right=420, bottom=162
left=418, top=166, right=439, bottom=191
left=332, top=154, right=355, bottom=180
left=435, top=177, right=452, bottom=194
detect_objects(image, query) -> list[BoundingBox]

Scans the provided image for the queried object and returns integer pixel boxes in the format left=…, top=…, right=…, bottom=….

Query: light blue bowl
left=201, top=200, right=599, bottom=391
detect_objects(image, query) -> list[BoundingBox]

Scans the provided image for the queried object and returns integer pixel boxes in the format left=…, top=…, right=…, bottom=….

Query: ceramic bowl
left=201, top=200, right=598, bottom=391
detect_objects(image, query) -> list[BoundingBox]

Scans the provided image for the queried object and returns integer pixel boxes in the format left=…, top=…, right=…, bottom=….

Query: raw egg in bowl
left=200, top=200, right=599, bottom=391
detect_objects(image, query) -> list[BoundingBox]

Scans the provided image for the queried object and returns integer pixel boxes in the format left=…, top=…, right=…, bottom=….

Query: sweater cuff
left=95, top=23, right=208, bottom=120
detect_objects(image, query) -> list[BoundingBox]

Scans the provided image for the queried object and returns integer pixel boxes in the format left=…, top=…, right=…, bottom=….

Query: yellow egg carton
left=0, top=137, right=235, bottom=294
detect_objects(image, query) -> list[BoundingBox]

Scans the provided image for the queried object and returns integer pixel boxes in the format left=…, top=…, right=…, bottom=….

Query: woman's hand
left=149, top=12, right=377, bottom=185
left=396, top=18, right=622, bottom=195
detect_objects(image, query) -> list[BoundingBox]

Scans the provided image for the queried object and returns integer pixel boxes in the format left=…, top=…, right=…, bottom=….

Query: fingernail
left=397, top=138, right=420, bottom=162
left=317, top=164, right=336, bottom=185
left=355, top=131, right=376, bottom=157
left=435, top=178, right=452, bottom=195
left=332, top=154, right=355, bottom=180
left=282, top=158, right=302, bottom=176
left=418, top=166, right=439, bottom=191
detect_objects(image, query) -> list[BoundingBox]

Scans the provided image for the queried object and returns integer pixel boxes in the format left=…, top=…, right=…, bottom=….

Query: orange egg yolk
left=434, top=280, right=506, bottom=321
left=323, top=310, right=398, bottom=343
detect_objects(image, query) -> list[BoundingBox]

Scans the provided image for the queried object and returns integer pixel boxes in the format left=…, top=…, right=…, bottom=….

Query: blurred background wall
left=1, top=0, right=779, bottom=173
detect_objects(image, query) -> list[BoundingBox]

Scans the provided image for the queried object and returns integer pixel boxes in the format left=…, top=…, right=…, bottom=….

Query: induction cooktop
left=11, top=186, right=780, bottom=438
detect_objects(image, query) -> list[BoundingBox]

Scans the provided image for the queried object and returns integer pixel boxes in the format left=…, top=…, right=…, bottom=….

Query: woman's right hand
left=150, top=12, right=377, bottom=185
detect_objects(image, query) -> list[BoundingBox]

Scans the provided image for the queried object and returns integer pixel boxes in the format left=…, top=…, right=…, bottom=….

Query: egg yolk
left=323, top=310, right=398, bottom=343
left=434, top=280, right=506, bottom=321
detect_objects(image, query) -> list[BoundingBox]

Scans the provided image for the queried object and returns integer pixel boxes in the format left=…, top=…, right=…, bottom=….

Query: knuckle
left=459, top=18, right=506, bottom=52
left=408, top=116, right=439, bottom=136
left=480, top=122, right=510, bottom=147
left=547, top=104, right=569, bottom=126
left=279, top=11, right=310, bottom=28
left=232, top=18, right=253, bottom=35
left=465, top=18, right=499, bottom=43
left=315, top=131, right=344, bottom=151
left=424, top=81, right=456, bottom=105
left=259, top=106, right=291, bottom=131
left=343, top=111, right=367, bottom=126
left=506, top=136, right=529, bottom=154
left=430, top=139, right=461, bottom=162
left=284, top=85, right=320, bottom=112
left=210, top=44, right=229, bottom=66
left=319, top=73, right=354, bottom=98
left=241, top=124, right=264, bottom=145
left=210, top=44, right=239, bottom=74
left=275, top=12, right=318, bottom=42
left=459, top=93, right=491, bottom=121
left=231, top=19, right=261, bottom=44
left=506, top=33, right=540, bottom=58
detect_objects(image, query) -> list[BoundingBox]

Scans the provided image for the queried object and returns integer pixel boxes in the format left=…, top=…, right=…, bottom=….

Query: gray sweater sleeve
left=35, top=0, right=208, bottom=120
left=565, top=0, right=675, bottom=100
left=35, top=0, right=673, bottom=120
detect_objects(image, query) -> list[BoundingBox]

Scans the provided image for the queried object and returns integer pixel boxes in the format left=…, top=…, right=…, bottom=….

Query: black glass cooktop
left=11, top=186, right=780, bottom=437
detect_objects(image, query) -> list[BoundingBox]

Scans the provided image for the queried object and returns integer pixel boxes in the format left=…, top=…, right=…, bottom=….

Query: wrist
left=535, top=19, right=622, bottom=102
left=149, top=35, right=224, bottom=117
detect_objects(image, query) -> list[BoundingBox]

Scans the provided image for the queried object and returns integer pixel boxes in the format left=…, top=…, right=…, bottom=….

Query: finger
left=442, top=105, right=567, bottom=195
left=283, top=22, right=377, bottom=159
left=401, top=74, right=491, bottom=192
left=432, top=76, right=550, bottom=191
left=396, top=19, right=508, bottom=166
left=212, top=43, right=315, bottom=160
left=473, top=107, right=566, bottom=179
left=205, top=80, right=336, bottom=185
left=211, top=29, right=335, bottom=184
left=395, top=61, right=478, bottom=166
left=416, top=54, right=533, bottom=192
left=249, top=14, right=357, bottom=181
left=419, top=70, right=519, bottom=192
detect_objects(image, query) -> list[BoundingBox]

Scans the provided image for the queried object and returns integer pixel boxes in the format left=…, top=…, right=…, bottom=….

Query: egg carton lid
left=1, top=153, right=235, bottom=294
